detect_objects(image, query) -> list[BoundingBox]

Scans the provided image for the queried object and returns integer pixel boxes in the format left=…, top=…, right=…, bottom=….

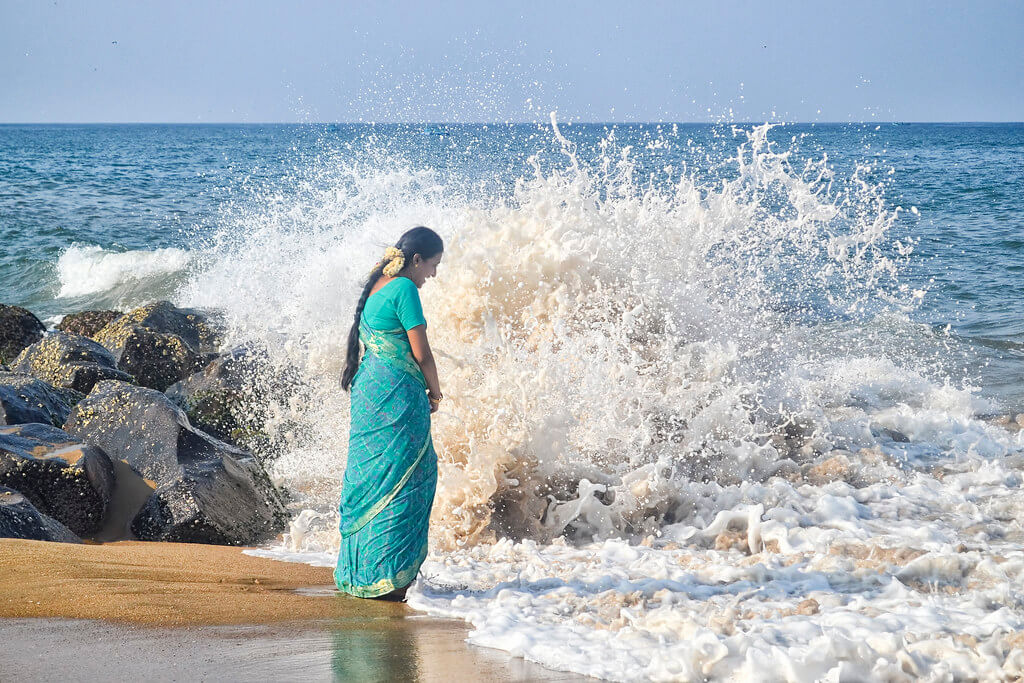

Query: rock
left=0, top=304, right=45, bottom=365
left=0, top=371, right=81, bottom=426
left=0, top=486, right=81, bottom=543
left=165, top=348, right=284, bottom=451
left=11, top=332, right=133, bottom=394
left=94, top=302, right=216, bottom=391
left=876, top=427, right=910, bottom=443
left=64, top=381, right=286, bottom=545
left=97, top=327, right=203, bottom=392
left=56, top=310, right=122, bottom=338
left=166, top=349, right=251, bottom=444
left=0, top=423, right=115, bottom=536
left=95, top=300, right=221, bottom=354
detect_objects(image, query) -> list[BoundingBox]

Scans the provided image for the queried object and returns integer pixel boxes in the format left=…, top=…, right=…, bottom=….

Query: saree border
left=334, top=538, right=429, bottom=598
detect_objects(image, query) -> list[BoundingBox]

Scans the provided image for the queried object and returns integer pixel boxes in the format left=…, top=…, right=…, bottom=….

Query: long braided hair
left=341, top=226, right=444, bottom=391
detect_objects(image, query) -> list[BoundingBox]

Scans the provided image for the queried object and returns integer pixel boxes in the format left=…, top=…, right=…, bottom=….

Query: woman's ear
left=412, top=253, right=424, bottom=266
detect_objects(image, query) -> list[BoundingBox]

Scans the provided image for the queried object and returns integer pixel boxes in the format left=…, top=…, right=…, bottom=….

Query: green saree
left=335, top=280, right=437, bottom=598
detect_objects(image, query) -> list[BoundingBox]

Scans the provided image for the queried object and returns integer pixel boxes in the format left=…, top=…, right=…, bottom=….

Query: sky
left=1, top=0, right=1022, bottom=123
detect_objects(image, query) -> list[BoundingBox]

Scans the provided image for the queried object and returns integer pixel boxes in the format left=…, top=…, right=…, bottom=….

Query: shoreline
left=0, top=539, right=586, bottom=681
left=0, top=538, right=367, bottom=626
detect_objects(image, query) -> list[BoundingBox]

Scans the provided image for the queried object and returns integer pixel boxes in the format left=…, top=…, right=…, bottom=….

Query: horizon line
left=1, top=120, right=1022, bottom=126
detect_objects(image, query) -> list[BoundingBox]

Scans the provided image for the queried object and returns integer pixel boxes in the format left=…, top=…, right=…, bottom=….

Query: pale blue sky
left=1, top=0, right=1021, bottom=123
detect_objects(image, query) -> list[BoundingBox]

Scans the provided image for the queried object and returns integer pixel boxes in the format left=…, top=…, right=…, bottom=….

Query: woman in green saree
left=335, top=227, right=444, bottom=601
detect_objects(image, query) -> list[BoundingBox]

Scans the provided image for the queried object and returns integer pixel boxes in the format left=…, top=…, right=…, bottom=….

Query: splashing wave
left=189, top=123, right=1023, bottom=679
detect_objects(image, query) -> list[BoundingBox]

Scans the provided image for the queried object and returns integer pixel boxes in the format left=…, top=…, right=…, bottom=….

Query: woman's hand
left=428, top=391, right=442, bottom=414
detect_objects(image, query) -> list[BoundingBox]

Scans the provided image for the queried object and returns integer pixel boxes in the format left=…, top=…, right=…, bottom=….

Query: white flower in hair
left=382, top=246, right=405, bottom=277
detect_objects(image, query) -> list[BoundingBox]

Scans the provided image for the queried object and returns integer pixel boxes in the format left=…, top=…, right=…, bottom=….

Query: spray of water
left=177, top=121, right=949, bottom=553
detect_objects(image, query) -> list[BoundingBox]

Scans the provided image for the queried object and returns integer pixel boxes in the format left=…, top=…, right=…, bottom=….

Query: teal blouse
left=362, top=277, right=426, bottom=331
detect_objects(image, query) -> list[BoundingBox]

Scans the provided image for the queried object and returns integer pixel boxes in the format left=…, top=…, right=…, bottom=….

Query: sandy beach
left=0, top=539, right=586, bottom=681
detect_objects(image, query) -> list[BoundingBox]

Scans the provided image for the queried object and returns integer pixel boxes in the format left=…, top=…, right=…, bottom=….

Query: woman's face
left=409, top=252, right=443, bottom=287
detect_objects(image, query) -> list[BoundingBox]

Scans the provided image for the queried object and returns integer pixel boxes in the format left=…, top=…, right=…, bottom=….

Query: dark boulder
left=0, top=371, right=81, bottom=426
left=0, top=305, right=45, bottom=365
left=57, top=310, right=122, bottom=338
left=0, top=423, right=115, bottom=536
left=97, top=326, right=203, bottom=392
left=95, top=300, right=221, bottom=354
left=166, top=348, right=283, bottom=452
left=0, top=486, right=81, bottom=543
left=11, top=332, right=133, bottom=394
left=64, top=380, right=286, bottom=545
left=94, top=301, right=218, bottom=391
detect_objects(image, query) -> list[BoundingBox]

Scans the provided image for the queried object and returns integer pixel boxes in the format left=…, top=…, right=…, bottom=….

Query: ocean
left=2, top=121, right=1023, bottom=680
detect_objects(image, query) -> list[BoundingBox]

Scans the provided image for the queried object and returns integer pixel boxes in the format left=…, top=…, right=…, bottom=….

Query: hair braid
left=340, top=263, right=384, bottom=391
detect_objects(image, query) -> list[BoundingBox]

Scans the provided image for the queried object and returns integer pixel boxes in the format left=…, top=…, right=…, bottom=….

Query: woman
left=335, top=226, right=444, bottom=601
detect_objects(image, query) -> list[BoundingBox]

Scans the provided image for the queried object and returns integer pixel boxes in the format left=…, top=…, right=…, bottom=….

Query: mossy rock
left=57, top=310, right=122, bottom=339
left=93, top=302, right=220, bottom=391
left=94, top=301, right=222, bottom=355
left=12, top=332, right=133, bottom=394
left=165, top=348, right=295, bottom=461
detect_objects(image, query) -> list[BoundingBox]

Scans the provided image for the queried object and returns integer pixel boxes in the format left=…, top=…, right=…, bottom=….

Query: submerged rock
left=0, top=371, right=82, bottom=426
left=64, top=380, right=286, bottom=545
left=0, top=423, right=115, bottom=536
left=0, top=305, right=45, bottom=365
left=12, top=332, right=133, bottom=394
left=0, top=486, right=81, bottom=543
left=57, top=310, right=122, bottom=339
left=94, top=301, right=217, bottom=391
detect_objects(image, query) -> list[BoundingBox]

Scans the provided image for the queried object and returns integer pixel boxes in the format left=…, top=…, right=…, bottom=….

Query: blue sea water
left=1, top=122, right=1021, bottom=409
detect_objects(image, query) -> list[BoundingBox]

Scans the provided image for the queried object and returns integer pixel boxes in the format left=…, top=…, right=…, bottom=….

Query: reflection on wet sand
left=331, top=619, right=419, bottom=681
left=329, top=614, right=588, bottom=682
left=0, top=617, right=588, bottom=682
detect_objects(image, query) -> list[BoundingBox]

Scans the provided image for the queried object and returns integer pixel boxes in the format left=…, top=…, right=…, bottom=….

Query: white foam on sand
left=206, top=122, right=1024, bottom=681
left=250, top=412, right=1024, bottom=681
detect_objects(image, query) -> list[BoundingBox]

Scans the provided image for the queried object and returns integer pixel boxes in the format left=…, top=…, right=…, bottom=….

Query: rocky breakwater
left=0, top=300, right=288, bottom=547
left=65, top=381, right=287, bottom=544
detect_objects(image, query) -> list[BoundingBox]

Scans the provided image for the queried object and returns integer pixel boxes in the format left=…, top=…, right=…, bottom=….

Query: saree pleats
left=334, top=337, right=437, bottom=598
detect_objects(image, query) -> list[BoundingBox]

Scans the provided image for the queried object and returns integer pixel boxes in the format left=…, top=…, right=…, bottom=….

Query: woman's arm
left=407, top=325, right=442, bottom=411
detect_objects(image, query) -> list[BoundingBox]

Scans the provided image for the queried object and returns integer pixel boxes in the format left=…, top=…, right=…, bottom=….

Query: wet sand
left=0, top=539, right=587, bottom=681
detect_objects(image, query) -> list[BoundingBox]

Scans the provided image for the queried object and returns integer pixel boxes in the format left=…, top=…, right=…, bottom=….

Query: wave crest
left=56, top=244, right=193, bottom=308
